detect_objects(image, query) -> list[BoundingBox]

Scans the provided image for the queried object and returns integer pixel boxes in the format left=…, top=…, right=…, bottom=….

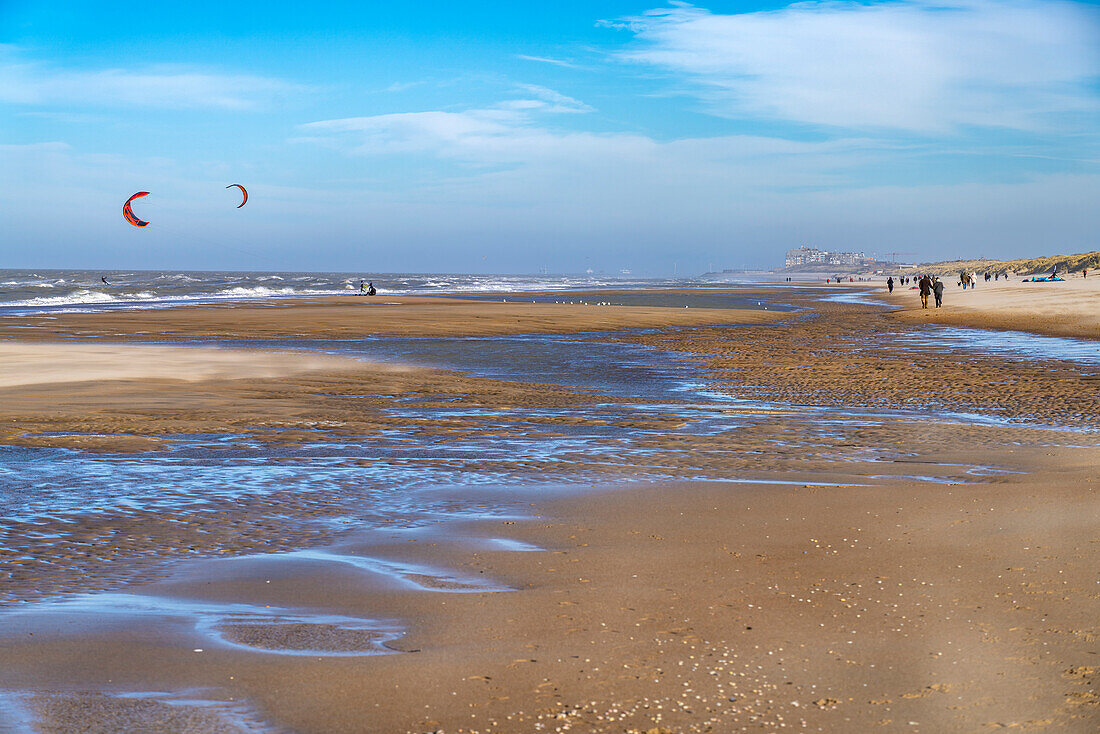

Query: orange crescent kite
left=226, top=183, right=248, bottom=208
left=123, top=192, right=150, bottom=227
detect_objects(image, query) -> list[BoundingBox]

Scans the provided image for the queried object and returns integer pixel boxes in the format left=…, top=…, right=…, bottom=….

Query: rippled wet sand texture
left=0, top=293, right=783, bottom=341
left=607, top=299, right=1099, bottom=429
left=1, top=444, right=1096, bottom=733
left=0, top=290, right=1097, bottom=732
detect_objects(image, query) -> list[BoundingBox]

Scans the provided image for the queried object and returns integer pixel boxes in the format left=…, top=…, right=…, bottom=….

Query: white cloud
left=0, top=49, right=304, bottom=110
left=610, top=1, right=1100, bottom=132
left=383, top=81, right=428, bottom=93
left=510, top=84, right=593, bottom=113
left=0, top=141, right=72, bottom=152
left=298, top=87, right=596, bottom=159
left=299, top=94, right=933, bottom=201
left=515, top=54, right=579, bottom=68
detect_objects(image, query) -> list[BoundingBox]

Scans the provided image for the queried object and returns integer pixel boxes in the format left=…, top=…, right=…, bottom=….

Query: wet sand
left=0, top=289, right=1097, bottom=732
left=882, top=276, right=1100, bottom=339
left=0, top=294, right=782, bottom=341
left=1, top=442, right=1096, bottom=732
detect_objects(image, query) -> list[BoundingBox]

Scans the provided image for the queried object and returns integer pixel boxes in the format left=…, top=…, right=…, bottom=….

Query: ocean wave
left=4, top=290, right=130, bottom=308
left=0, top=269, right=694, bottom=315
left=217, top=286, right=298, bottom=297
left=0, top=285, right=348, bottom=312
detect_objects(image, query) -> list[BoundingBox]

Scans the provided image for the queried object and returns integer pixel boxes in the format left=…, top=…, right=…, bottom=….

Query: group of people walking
left=886, top=274, right=944, bottom=308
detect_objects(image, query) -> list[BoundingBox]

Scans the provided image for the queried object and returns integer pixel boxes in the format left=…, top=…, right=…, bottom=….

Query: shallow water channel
left=2, top=324, right=1094, bottom=526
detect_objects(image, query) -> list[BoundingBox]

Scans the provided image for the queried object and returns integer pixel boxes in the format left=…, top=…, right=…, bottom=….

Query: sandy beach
left=9, top=0, right=1100, bottom=729
left=0, top=288, right=1096, bottom=732
left=881, top=276, right=1100, bottom=339
left=0, top=294, right=784, bottom=342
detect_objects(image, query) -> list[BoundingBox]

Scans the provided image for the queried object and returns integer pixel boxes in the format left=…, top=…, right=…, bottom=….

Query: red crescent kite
left=226, top=183, right=248, bottom=208
left=123, top=192, right=150, bottom=227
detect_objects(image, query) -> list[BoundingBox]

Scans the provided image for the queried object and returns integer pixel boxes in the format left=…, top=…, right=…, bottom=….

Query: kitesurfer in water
left=101, top=276, right=110, bottom=285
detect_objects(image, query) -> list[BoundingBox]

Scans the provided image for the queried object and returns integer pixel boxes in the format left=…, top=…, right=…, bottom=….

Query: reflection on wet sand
left=0, top=289, right=1096, bottom=733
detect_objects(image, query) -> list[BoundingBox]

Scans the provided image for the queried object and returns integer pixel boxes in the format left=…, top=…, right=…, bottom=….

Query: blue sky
left=2, top=1, right=1098, bottom=273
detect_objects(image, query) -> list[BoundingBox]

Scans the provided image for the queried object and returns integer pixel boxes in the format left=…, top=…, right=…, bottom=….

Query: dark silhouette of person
left=918, top=275, right=932, bottom=308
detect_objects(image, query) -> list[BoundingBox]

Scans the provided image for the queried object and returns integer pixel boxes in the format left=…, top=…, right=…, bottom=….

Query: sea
left=0, top=268, right=786, bottom=316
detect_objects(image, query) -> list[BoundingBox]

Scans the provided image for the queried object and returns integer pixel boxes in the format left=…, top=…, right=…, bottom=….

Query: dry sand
left=0, top=289, right=1096, bottom=732
left=882, top=275, right=1100, bottom=339
left=0, top=342, right=362, bottom=388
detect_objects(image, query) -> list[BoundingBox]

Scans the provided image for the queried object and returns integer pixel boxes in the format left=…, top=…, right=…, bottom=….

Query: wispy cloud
left=609, top=1, right=1100, bottom=133
left=297, top=87, right=596, bottom=160
left=515, top=54, right=578, bottom=68
left=0, top=48, right=305, bottom=110
left=0, top=141, right=72, bottom=152
left=510, top=84, right=593, bottom=113
left=383, top=81, right=428, bottom=93
left=298, top=91, right=915, bottom=194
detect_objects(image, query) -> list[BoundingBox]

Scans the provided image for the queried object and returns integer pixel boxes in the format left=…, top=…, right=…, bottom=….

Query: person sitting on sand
left=918, top=274, right=932, bottom=308
left=932, top=277, right=944, bottom=308
left=367, top=281, right=376, bottom=296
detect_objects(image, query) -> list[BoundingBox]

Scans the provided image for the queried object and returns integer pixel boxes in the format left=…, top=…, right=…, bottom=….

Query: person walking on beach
left=932, top=277, right=944, bottom=308
left=887, top=276, right=894, bottom=293
left=918, top=274, right=932, bottom=308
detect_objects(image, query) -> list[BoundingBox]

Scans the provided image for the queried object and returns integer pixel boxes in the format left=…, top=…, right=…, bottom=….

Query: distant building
left=785, top=246, right=874, bottom=269
left=785, top=247, right=826, bottom=267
